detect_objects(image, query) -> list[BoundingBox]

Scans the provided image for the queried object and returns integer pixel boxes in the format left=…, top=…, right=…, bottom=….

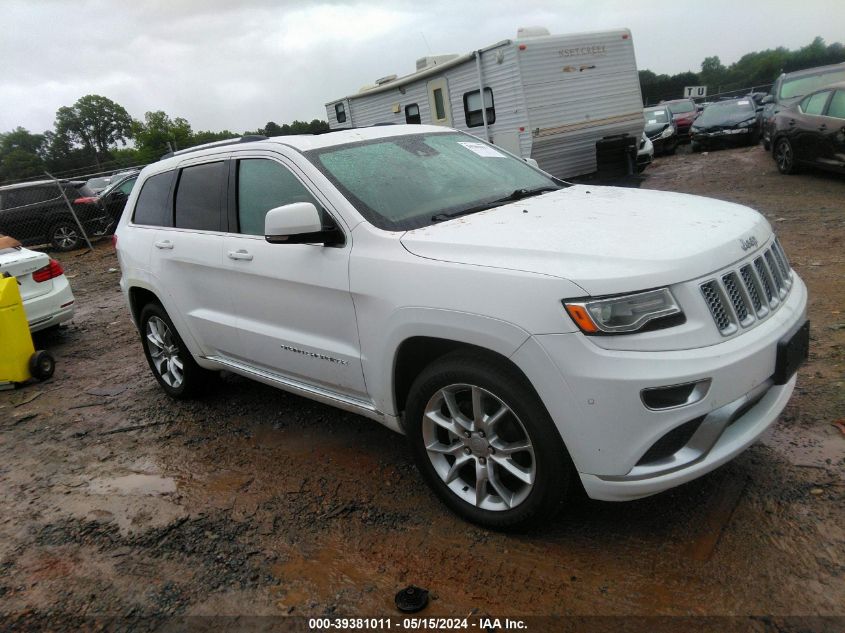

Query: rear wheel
left=49, top=221, right=82, bottom=251
left=405, top=351, right=573, bottom=530
left=774, top=137, right=796, bottom=174
left=139, top=302, right=214, bottom=399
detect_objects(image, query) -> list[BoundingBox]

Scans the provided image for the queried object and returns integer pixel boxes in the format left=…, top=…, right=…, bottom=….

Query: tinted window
left=827, top=90, right=845, bottom=119
left=433, top=89, right=446, bottom=120
left=237, top=159, right=319, bottom=236
left=405, top=104, right=421, bottom=124
left=335, top=103, right=346, bottom=123
left=463, top=88, right=496, bottom=127
left=174, top=162, right=225, bottom=231
left=4, top=186, right=56, bottom=207
left=133, top=171, right=174, bottom=226
left=117, top=177, right=137, bottom=195
left=802, top=91, right=831, bottom=115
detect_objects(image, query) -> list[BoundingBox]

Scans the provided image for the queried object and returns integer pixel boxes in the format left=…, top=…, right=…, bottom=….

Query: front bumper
left=514, top=273, right=807, bottom=500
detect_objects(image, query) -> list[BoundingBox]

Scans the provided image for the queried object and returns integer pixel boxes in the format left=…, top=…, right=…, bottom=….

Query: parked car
left=116, top=127, right=808, bottom=529
left=636, top=132, right=654, bottom=172
left=689, top=98, right=762, bottom=151
left=659, top=98, right=699, bottom=139
left=770, top=82, right=845, bottom=175
left=0, top=245, right=75, bottom=332
left=0, top=180, right=109, bottom=251
left=643, top=106, right=679, bottom=155
left=85, top=176, right=112, bottom=194
left=762, top=62, right=845, bottom=150
left=75, top=172, right=139, bottom=234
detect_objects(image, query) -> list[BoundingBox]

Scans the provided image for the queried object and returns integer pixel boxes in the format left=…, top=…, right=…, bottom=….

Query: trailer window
left=335, top=103, right=347, bottom=123
left=405, top=104, right=421, bottom=124
left=463, top=88, right=496, bottom=127
left=433, top=89, right=446, bottom=121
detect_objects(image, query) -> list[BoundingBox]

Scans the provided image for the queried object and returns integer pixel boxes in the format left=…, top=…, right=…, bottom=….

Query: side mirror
left=523, top=157, right=540, bottom=169
left=762, top=95, right=773, bottom=104
left=265, top=202, right=344, bottom=247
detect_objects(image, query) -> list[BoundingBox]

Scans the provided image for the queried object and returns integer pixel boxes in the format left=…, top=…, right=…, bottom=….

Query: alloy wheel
left=145, top=316, right=184, bottom=388
left=53, top=225, right=79, bottom=249
left=421, top=384, right=536, bottom=511
left=776, top=140, right=793, bottom=173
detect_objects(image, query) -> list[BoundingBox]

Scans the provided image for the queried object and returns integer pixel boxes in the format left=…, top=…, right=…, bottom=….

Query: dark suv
left=0, top=179, right=108, bottom=251
left=762, top=62, right=845, bottom=150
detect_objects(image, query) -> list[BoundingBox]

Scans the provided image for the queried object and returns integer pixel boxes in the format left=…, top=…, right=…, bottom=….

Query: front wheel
left=405, top=351, right=573, bottom=530
left=774, top=137, right=797, bottom=174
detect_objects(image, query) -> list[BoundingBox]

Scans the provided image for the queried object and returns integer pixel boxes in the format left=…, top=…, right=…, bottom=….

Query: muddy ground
left=1, top=144, right=843, bottom=630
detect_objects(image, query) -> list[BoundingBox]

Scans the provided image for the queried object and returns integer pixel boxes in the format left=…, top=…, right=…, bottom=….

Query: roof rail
left=160, top=135, right=269, bottom=161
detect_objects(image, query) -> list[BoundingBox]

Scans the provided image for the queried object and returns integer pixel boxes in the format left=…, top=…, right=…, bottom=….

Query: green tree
left=54, top=95, right=133, bottom=168
left=0, top=127, right=47, bottom=183
left=133, top=111, right=193, bottom=162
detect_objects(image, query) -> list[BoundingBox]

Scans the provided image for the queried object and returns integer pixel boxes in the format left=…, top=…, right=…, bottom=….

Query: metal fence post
left=44, top=172, right=94, bottom=252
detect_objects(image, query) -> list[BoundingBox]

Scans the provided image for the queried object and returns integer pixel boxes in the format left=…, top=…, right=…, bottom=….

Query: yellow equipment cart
left=0, top=273, right=55, bottom=389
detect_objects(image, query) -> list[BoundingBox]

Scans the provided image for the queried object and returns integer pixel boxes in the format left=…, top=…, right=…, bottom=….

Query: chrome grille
left=701, top=241, right=793, bottom=336
left=701, top=281, right=734, bottom=333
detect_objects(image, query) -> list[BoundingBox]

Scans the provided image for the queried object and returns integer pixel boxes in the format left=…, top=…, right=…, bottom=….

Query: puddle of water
left=88, top=473, right=177, bottom=496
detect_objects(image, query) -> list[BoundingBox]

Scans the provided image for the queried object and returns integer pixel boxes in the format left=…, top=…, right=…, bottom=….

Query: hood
left=400, top=186, right=772, bottom=296
left=693, top=105, right=757, bottom=130
left=645, top=121, right=672, bottom=137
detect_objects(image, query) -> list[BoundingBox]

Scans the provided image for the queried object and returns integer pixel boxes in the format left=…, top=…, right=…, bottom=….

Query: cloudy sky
left=2, top=0, right=843, bottom=135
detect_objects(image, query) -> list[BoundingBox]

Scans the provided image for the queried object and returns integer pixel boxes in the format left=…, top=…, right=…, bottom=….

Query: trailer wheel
left=29, top=351, right=55, bottom=381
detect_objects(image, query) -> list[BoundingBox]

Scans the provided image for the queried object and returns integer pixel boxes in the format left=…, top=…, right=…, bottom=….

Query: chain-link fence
left=0, top=167, right=144, bottom=253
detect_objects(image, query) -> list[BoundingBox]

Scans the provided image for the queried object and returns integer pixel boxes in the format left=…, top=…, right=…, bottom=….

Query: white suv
left=114, top=125, right=808, bottom=529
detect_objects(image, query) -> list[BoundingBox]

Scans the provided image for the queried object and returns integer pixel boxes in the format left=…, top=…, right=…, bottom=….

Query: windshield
left=644, top=108, right=671, bottom=125
left=780, top=68, right=845, bottom=100
left=305, top=132, right=561, bottom=231
left=695, top=99, right=755, bottom=125
left=667, top=101, right=695, bottom=114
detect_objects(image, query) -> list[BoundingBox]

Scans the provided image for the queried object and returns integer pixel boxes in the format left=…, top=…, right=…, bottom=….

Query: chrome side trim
left=203, top=354, right=382, bottom=420
left=602, top=379, right=773, bottom=482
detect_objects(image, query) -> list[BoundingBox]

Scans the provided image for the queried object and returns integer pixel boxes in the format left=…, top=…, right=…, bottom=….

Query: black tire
left=49, top=220, right=82, bottom=251
left=404, top=350, right=574, bottom=530
left=763, top=137, right=771, bottom=151
left=138, top=302, right=215, bottom=399
left=774, top=137, right=797, bottom=174
left=29, top=350, right=55, bottom=381
left=691, top=141, right=701, bottom=152
left=748, top=129, right=761, bottom=146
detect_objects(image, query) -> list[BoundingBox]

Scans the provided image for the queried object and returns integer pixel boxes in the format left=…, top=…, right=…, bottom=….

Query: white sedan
left=0, top=246, right=75, bottom=332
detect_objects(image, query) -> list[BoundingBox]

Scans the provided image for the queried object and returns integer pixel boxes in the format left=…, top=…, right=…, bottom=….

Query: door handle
left=818, top=125, right=827, bottom=131
left=154, top=240, right=173, bottom=250
left=788, top=119, right=795, bottom=126
left=228, top=249, right=254, bottom=261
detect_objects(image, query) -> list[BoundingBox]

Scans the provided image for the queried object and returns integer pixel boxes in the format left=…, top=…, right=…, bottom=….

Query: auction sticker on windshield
left=458, top=142, right=506, bottom=158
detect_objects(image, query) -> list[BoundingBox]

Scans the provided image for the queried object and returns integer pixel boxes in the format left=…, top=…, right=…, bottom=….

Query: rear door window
left=801, top=91, right=831, bottom=116
left=826, top=90, right=845, bottom=119
left=133, top=171, right=174, bottom=226
left=174, top=162, right=226, bottom=231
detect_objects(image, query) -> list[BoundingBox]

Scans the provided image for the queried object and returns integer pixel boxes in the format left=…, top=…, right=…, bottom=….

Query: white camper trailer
left=325, top=27, right=645, bottom=179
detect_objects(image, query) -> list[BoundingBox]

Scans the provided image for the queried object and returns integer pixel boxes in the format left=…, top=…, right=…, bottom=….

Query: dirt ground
left=1, top=144, right=843, bottom=630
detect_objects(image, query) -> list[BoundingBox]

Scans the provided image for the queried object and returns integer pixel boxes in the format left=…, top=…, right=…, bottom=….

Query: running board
left=203, top=354, right=384, bottom=422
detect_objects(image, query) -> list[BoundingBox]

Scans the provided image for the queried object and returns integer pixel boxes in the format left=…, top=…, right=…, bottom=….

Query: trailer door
left=426, top=78, right=452, bottom=126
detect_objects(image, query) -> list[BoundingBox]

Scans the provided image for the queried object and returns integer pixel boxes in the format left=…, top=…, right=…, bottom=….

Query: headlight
left=738, top=119, right=754, bottom=128
left=564, top=288, right=683, bottom=334
left=659, top=125, right=675, bottom=139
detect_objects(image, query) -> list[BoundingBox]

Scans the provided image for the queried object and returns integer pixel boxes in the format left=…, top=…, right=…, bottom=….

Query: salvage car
left=770, top=82, right=845, bottom=175
left=0, top=180, right=109, bottom=251
left=643, top=106, right=679, bottom=155
left=74, top=172, right=139, bottom=234
left=761, top=62, right=845, bottom=150
left=636, top=132, right=654, bottom=172
left=115, top=126, right=808, bottom=529
left=660, top=98, right=699, bottom=139
left=0, top=245, right=75, bottom=332
left=690, top=98, right=762, bottom=151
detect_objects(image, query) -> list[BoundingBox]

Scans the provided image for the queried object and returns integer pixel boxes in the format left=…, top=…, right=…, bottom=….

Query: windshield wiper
left=430, top=186, right=561, bottom=223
